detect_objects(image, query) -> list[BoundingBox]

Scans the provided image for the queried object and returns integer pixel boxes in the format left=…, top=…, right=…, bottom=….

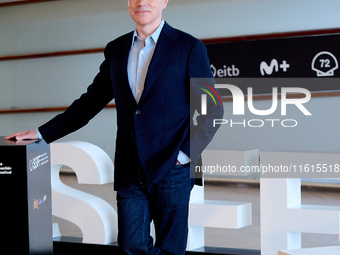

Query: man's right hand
left=5, top=130, right=39, bottom=141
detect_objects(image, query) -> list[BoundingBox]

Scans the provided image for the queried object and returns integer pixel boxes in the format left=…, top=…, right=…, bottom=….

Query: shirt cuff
left=177, top=150, right=191, bottom=164
left=35, top=128, right=43, bottom=140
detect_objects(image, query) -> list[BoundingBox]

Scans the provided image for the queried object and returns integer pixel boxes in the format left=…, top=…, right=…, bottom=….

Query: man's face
left=128, top=0, right=168, bottom=29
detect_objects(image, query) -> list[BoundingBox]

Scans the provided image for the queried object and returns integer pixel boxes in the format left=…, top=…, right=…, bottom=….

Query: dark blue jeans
left=117, top=163, right=194, bottom=255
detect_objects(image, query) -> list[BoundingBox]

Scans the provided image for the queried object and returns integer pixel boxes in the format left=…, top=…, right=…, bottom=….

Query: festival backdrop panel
left=206, top=33, right=340, bottom=95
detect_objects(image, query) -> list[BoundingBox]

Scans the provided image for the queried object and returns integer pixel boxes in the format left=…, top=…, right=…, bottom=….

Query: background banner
left=206, top=33, right=340, bottom=94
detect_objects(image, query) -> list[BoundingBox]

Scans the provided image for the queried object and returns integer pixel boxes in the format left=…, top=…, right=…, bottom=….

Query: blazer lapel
left=120, top=32, right=138, bottom=106
left=139, top=22, right=179, bottom=104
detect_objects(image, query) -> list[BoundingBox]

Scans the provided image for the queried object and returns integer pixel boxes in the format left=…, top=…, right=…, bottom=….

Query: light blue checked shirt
left=127, top=19, right=164, bottom=103
left=127, top=20, right=190, bottom=165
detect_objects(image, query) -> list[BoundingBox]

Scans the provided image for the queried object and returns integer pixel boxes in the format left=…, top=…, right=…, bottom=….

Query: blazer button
left=135, top=110, right=141, bottom=115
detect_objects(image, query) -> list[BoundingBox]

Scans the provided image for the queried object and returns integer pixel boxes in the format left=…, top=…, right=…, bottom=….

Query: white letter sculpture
left=51, top=141, right=117, bottom=244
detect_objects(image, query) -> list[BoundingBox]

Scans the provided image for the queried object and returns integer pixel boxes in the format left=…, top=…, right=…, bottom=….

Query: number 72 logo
left=311, top=51, right=339, bottom=77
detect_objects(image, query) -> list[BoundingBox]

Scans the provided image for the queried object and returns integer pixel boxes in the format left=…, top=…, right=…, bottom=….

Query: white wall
left=1, top=0, right=340, bottom=159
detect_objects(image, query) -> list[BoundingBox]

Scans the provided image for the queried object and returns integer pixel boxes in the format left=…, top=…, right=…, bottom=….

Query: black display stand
left=0, top=137, right=52, bottom=255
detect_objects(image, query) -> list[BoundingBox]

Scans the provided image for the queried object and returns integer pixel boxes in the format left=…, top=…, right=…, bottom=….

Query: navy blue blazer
left=39, top=22, right=224, bottom=190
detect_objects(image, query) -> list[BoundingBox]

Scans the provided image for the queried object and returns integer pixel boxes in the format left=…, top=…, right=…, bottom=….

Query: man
left=6, top=0, right=223, bottom=254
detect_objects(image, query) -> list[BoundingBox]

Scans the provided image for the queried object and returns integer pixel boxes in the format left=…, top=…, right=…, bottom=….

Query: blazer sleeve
left=38, top=45, right=115, bottom=144
left=181, top=38, right=224, bottom=164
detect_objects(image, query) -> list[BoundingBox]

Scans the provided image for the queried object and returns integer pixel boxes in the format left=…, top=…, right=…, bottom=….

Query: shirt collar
left=132, top=19, right=165, bottom=47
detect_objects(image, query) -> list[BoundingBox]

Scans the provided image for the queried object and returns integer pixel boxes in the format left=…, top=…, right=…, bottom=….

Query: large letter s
left=51, top=141, right=117, bottom=244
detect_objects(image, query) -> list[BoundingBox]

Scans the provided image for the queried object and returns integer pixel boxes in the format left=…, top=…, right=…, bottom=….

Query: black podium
left=0, top=137, right=52, bottom=254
